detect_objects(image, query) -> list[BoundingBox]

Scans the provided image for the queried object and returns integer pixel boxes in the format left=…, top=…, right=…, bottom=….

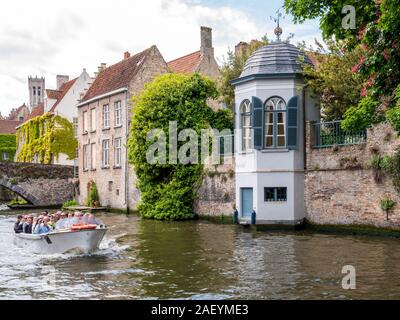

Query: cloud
left=0, top=0, right=321, bottom=116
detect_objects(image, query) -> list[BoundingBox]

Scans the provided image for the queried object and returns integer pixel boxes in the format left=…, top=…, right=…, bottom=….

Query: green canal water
left=1, top=206, right=400, bottom=300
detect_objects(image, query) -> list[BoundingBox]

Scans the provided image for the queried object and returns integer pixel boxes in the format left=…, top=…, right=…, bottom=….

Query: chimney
left=124, top=51, right=131, bottom=59
left=235, top=42, right=249, bottom=57
left=56, top=75, right=69, bottom=90
left=200, top=26, right=214, bottom=57
left=98, top=63, right=107, bottom=73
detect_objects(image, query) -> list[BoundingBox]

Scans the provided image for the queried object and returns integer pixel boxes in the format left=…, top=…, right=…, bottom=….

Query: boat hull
left=14, top=227, right=108, bottom=255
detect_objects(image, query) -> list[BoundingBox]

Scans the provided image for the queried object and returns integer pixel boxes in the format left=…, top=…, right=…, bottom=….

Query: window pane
left=276, top=188, right=287, bottom=201
left=264, top=188, right=275, bottom=201
left=243, top=115, right=251, bottom=127
left=277, top=112, right=284, bottom=123
left=277, top=136, right=286, bottom=147
left=277, top=124, right=285, bottom=135
left=265, top=136, right=273, bottom=147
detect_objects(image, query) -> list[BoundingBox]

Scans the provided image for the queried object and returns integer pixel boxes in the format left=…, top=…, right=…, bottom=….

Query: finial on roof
left=270, top=8, right=284, bottom=41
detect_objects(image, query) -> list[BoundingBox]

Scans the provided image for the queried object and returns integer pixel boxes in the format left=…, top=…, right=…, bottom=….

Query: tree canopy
left=285, top=0, right=400, bottom=131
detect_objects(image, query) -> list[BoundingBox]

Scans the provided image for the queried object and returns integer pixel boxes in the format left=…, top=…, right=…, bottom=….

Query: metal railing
left=312, top=120, right=367, bottom=148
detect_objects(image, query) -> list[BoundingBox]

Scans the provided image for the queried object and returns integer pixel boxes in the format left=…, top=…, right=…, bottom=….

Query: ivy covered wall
left=16, top=113, right=77, bottom=164
left=0, top=134, right=17, bottom=162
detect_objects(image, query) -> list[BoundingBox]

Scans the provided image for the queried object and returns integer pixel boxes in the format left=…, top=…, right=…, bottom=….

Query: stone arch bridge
left=0, top=162, right=75, bottom=206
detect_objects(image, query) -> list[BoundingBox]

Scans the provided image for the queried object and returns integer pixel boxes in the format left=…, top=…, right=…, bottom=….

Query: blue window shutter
left=287, top=96, right=299, bottom=149
left=252, top=96, right=263, bottom=150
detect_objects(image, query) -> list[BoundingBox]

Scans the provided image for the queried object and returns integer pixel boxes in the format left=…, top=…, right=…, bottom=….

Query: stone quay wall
left=194, top=159, right=235, bottom=217
left=305, top=122, right=400, bottom=228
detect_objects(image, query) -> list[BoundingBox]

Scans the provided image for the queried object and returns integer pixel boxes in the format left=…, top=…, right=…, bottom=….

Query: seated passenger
left=33, top=217, right=53, bottom=234
left=49, top=215, right=56, bottom=229
left=14, top=215, right=23, bottom=233
left=23, top=216, right=34, bottom=234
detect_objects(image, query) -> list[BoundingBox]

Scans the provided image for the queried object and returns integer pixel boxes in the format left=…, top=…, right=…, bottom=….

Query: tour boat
left=13, top=225, right=108, bottom=255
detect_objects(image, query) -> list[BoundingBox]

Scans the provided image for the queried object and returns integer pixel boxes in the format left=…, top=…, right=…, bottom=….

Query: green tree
left=285, top=0, right=400, bottom=131
left=304, top=40, right=363, bottom=120
left=218, top=37, right=268, bottom=109
left=128, top=73, right=232, bottom=220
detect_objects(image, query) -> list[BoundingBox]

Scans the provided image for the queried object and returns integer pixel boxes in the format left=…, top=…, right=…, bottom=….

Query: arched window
left=264, top=97, right=286, bottom=148
left=240, top=100, right=252, bottom=151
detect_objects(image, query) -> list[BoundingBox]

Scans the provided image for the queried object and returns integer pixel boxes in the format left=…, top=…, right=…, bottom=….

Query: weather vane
left=270, top=8, right=284, bottom=41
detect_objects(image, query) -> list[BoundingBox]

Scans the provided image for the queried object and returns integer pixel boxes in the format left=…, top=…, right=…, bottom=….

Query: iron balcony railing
left=312, top=120, right=367, bottom=148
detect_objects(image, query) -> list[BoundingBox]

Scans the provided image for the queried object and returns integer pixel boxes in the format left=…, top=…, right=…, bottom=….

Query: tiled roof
left=46, top=89, right=62, bottom=100
left=168, top=51, right=201, bottom=74
left=82, top=47, right=153, bottom=102
left=49, top=78, right=77, bottom=112
left=0, top=120, right=23, bottom=134
left=25, top=103, right=44, bottom=121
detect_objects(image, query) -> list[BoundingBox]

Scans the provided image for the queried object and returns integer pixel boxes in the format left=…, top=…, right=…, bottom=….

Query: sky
left=0, top=0, right=322, bottom=116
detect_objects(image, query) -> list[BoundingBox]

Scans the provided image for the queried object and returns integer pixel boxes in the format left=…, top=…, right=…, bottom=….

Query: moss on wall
left=0, top=134, right=17, bottom=161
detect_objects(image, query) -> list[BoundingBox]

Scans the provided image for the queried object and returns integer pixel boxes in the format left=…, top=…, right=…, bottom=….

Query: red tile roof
left=46, top=89, right=62, bottom=100
left=168, top=51, right=201, bottom=74
left=49, top=78, right=77, bottom=112
left=25, top=103, right=44, bottom=121
left=82, top=47, right=153, bottom=102
left=0, top=120, right=23, bottom=134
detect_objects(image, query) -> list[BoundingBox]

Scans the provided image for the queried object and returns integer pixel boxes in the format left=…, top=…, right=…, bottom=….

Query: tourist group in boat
left=13, top=211, right=100, bottom=235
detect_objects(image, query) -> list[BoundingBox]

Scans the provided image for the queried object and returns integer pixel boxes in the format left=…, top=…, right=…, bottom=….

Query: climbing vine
left=128, top=73, right=232, bottom=220
left=0, top=134, right=17, bottom=161
left=16, top=113, right=77, bottom=164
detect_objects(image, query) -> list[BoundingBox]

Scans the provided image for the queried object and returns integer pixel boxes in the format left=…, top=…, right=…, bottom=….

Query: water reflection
left=0, top=210, right=399, bottom=299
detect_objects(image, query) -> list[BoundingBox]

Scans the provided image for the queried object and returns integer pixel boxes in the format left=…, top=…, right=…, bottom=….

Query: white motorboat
left=14, top=226, right=108, bottom=255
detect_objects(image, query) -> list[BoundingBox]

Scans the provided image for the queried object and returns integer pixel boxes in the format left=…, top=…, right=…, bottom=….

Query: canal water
left=1, top=205, right=400, bottom=300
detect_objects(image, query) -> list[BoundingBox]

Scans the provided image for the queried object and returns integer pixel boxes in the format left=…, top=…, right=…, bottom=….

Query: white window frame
left=90, top=143, right=96, bottom=170
left=83, top=144, right=89, bottom=171
left=90, top=108, right=96, bottom=132
left=83, top=111, right=88, bottom=133
left=114, top=137, right=122, bottom=167
left=102, top=104, right=110, bottom=129
left=115, top=101, right=122, bottom=127
left=3, top=152, right=9, bottom=161
left=102, top=139, right=110, bottom=168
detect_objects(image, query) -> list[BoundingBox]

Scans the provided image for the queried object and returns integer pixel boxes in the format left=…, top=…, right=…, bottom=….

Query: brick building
left=76, top=46, right=169, bottom=210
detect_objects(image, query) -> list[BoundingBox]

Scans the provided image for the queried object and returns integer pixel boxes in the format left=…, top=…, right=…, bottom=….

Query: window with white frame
left=264, top=97, right=286, bottom=148
left=2, top=152, right=9, bottom=161
left=102, top=139, right=110, bottom=167
left=114, top=137, right=122, bottom=167
left=102, top=104, right=110, bottom=128
left=240, top=100, right=252, bottom=151
left=83, top=111, right=88, bottom=133
left=90, top=108, right=96, bottom=131
left=115, top=101, right=122, bottom=127
left=83, top=144, right=89, bottom=171
left=90, top=143, right=96, bottom=170
left=73, top=117, right=78, bottom=137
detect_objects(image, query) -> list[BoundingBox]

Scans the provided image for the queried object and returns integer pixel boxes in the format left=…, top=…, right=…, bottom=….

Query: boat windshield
left=55, top=216, right=104, bottom=230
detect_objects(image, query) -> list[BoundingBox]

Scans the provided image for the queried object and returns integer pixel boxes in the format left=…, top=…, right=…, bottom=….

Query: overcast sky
left=0, top=0, right=322, bottom=116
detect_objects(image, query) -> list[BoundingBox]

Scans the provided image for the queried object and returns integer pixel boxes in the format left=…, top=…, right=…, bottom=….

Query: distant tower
left=28, top=76, right=45, bottom=107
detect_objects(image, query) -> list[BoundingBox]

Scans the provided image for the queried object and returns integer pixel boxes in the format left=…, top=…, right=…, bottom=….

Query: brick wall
left=305, top=122, right=400, bottom=228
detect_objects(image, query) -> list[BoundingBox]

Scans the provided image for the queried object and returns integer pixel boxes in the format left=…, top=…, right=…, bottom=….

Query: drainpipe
left=303, top=86, right=307, bottom=171
left=124, top=91, right=129, bottom=213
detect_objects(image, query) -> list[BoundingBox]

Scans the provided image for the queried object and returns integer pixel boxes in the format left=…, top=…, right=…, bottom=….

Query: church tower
left=28, top=76, right=45, bottom=107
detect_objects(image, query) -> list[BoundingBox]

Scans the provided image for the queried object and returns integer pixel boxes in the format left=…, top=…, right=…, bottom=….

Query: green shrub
left=62, top=200, right=77, bottom=210
left=380, top=198, right=396, bottom=221
left=86, top=181, right=100, bottom=207
left=9, top=198, right=28, bottom=205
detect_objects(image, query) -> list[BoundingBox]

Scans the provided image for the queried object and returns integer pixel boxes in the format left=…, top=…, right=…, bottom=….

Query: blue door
left=241, top=188, right=253, bottom=218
